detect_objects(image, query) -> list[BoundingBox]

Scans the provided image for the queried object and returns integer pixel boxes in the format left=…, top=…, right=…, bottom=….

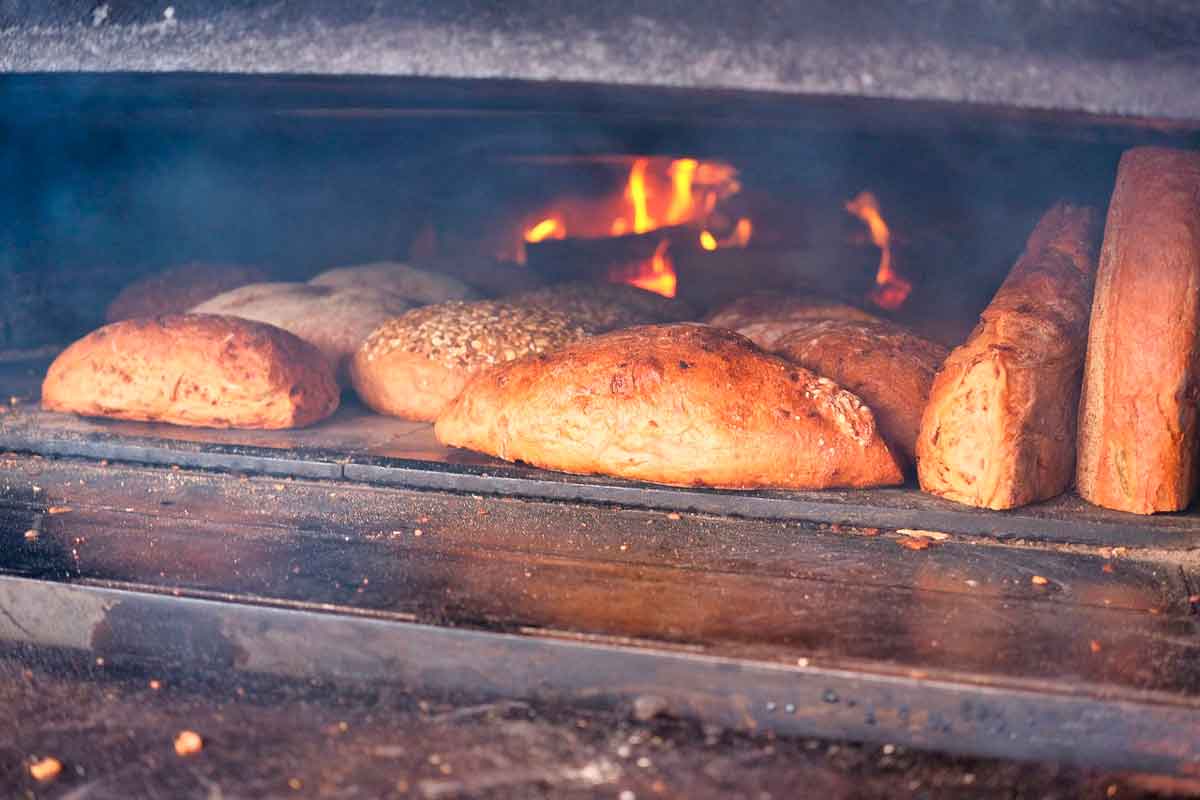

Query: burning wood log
left=410, top=254, right=546, bottom=297
left=524, top=227, right=694, bottom=287
left=526, top=229, right=880, bottom=315
left=671, top=244, right=880, bottom=313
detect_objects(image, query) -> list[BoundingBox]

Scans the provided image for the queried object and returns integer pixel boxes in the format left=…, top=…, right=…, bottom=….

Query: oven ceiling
left=1, top=1, right=1198, bottom=123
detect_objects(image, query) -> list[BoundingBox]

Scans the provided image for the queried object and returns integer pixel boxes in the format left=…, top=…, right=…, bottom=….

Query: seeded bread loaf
left=435, top=323, right=903, bottom=489
left=774, top=319, right=948, bottom=465
left=510, top=281, right=696, bottom=331
left=1077, top=147, right=1200, bottom=514
left=704, top=292, right=880, bottom=350
left=106, top=263, right=271, bottom=323
left=308, top=261, right=480, bottom=304
left=42, top=315, right=339, bottom=429
left=190, top=282, right=413, bottom=381
left=917, top=203, right=1100, bottom=510
left=350, top=300, right=594, bottom=421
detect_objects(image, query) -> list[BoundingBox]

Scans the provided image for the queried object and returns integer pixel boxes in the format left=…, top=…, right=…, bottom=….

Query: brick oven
left=1, top=1, right=1199, bottom=793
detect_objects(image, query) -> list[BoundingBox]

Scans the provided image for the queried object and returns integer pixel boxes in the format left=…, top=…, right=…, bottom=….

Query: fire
left=732, top=218, right=752, bottom=246
left=627, top=240, right=677, bottom=297
left=665, top=158, right=698, bottom=225
left=845, top=190, right=912, bottom=310
left=515, top=156, right=749, bottom=297
left=628, top=158, right=655, bottom=234
left=525, top=216, right=565, bottom=243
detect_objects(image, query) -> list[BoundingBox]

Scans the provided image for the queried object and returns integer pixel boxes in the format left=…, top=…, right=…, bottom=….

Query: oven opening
left=3, top=72, right=1200, bottom=785
left=0, top=76, right=1179, bottom=520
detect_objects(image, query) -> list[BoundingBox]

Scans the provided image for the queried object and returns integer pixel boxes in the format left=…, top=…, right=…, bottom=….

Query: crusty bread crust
left=435, top=323, right=903, bottom=490
left=704, top=292, right=880, bottom=350
left=350, top=300, right=594, bottom=422
left=1077, top=147, right=1200, bottom=514
left=42, top=315, right=339, bottom=429
left=308, top=261, right=480, bottom=304
left=105, top=263, right=270, bottom=322
left=774, top=319, right=948, bottom=466
left=190, top=282, right=413, bottom=381
left=916, top=203, right=1100, bottom=509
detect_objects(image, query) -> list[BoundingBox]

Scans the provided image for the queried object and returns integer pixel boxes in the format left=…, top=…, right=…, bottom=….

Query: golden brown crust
left=190, top=282, right=413, bottom=381
left=916, top=203, right=1100, bottom=510
left=435, top=323, right=903, bottom=489
left=308, top=261, right=480, bottom=304
left=105, top=263, right=271, bottom=323
left=774, top=319, right=948, bottom=466
left=1077, top=147, right=1200, bottom=514
left=510, top=281, right=696, bottom=331
left=42, top=315, right=339, bottom=429
left=350, top=300, right=594, bottom=422
left=703, top=292, right=880, bottom=350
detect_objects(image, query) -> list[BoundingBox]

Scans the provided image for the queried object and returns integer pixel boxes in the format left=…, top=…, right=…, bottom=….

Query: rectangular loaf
left=916, top=203, right=1100, bottom=509
left=1077, top=147, right=1200, bottom=514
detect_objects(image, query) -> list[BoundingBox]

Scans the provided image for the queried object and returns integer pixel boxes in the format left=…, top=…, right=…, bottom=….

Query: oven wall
left=0, top=74, right=1186, bottom=349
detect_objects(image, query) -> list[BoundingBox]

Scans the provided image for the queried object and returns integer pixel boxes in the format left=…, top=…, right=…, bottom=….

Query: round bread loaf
left=105, top=263, right=271, bottom=323
left=351, top=300, right=595, bottom=421
left=42, top=315, right=339, bottom=429
left=190, top=282, right=413, bottom=381
left=308, top=261, right=480, bottom=304
left=773, top=319, right=948, bottom=465
left=704, top=292, right=880, bottom=350
left=435, top=323, right=903, bottom=489
left=510, top=281, right=696, bottom=331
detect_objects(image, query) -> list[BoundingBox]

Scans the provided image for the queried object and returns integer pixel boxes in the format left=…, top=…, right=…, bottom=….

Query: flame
left=626, top=240, right=677, bottom=297
left=525, top=216, right=565, bottom=243
left=513, top=155, right=750, bottom=297
left=734, top=218, right=752, bottom=246
left=628, top=158, right=655, bottom=234
left=665, top=159, right=698, bottom=225
left=845, top=191, right=912, bottom=310
left=716, top=217, right=753, bottom=248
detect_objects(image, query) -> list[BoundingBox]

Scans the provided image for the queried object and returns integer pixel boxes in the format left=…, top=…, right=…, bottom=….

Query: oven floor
left=4, top=358, right=1200, bottom=779
left=0, top=647, right=1177, bottom=800
left=1, top=454, right=1199, bottom=776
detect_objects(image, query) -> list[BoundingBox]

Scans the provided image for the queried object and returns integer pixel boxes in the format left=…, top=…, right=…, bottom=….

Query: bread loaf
left=916, top=203, right=1100, bottom=509
left=774, top=319, right=948, bottom=465
left=350, top=300, right=594, bottom=422
left=105, top=263, right=271, bottom=322
left=704, top=292, right=880, bottom=350
left=308, top=261, right=480, bottom=304
left=1077, top=147, right=1200, bottom=514
left=435, top=324, right=903, bottom=489
left=42, top=315, right=338, bottom=429
left=190, top=282, right=413, bottom=380
left=510, top=281, right=696, bottom=331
